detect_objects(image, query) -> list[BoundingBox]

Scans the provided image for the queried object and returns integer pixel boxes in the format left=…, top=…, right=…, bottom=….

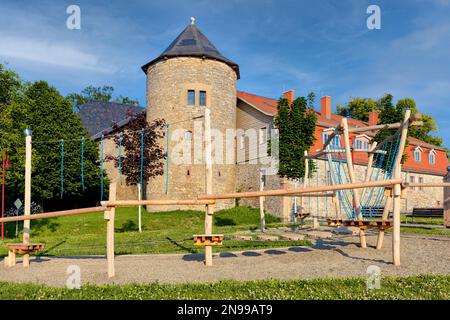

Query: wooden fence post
left=203, top=108, right=214, bottom=266
left=23, top=130, right=32, bottom=268
left=105, top=183, right=116, bottom=277
left=259, top=169, right=265, bottom=232
left=376, top=195, right=392, bottom=250
left=444, top=167, right=449, bottom=228
left=204, top=204, right=214, bottom=266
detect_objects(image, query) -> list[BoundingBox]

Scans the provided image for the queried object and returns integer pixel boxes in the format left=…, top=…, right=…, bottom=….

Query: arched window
left=322, top=129, right=340, bottom=148
left=428, top=149, right=436, bottom=165
left=414, top=146, right=422, bottom=162
left=354, top=135, right=370, bottom=150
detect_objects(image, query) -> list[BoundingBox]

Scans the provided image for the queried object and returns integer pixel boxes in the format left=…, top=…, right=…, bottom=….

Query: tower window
left=187, top=90, right=195, bottom=105
left=199, top=91, right=207, bottom=106
left=185, top=130, right=193, bottom=140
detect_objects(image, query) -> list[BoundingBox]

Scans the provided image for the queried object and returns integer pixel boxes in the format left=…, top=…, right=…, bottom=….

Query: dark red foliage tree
left=106, top=110, right=166, bottom=186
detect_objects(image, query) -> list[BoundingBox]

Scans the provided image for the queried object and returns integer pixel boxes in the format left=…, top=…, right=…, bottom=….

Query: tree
left=25, top=81, right=105, bottom=210
left=67, top=85, right=139, bottom=110
left=337, top=97, right=379, bottom=122
left=338, top=93, right=444, bottom=148
left=105, top=112, right=166, bottom=188
left=273, top=93, right=317, bottom=180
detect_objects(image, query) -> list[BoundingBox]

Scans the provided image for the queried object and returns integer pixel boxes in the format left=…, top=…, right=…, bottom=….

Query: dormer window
left=414, top=146, right=422, bottom=162
left=354, top=135, right=370, bottom=150
left=428, top=149, right=436, bottom=165
left=322, top=129, right=340, bottom=148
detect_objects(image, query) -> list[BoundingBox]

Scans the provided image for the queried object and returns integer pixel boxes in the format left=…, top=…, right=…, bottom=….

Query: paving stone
left=232, top=235, right=253, bottom=241
left=304, top=231, right=333, bottom=239
left=332, top=226, right=360, bottom=235
left=280, top=234, right=305, bottom=241
left=256, top=235, right=279, bottom=241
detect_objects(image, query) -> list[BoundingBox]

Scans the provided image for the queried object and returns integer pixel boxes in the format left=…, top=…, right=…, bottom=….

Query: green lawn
left=0, top=206, right=308, bottom=257
left=0, top=275, right=448, bottom=300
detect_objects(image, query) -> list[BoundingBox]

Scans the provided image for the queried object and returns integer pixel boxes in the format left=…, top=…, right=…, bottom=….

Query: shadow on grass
left=214, top=217, right=237, bottom=226
left=31, top=218, right=60, bottom=235
left=116, top=220, right=139, bottom=233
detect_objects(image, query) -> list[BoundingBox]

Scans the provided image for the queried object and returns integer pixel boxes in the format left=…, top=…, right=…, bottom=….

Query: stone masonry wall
left=146, top=57, right=237, bottom=211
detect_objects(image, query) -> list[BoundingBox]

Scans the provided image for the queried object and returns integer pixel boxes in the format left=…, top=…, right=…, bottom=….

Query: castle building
left=79, top=19, right=449, bottom=219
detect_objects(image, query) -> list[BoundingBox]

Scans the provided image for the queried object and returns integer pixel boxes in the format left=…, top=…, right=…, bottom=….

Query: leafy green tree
left=273, top=93, right=317, bottom=180
left=1, top=64, right=106, bottom=212
left=337, top=97, right=379, bottom=122
left=25, top=81, right=105, bottom=210
left=339, top=93, right=443, bottom=148
left=67, top=85, right=139, bottom=110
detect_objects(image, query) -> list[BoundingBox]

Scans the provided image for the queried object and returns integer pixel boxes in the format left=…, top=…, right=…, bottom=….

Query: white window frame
left=259, top=127, right=267, bottom=145
left=322, top=128, right=340, bottom=148
left=414, top=146, right=423, bottom=162
left=428, top=149, right=436, bottom=165
left=239, top=134, right=245, bottom=149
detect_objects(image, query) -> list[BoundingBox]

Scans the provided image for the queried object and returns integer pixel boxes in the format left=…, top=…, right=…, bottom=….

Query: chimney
left=369, top=111, right=379, bottom=126
left=282, top=89, right=295, bottom=105
left=320, top=96, right=331, bottom=119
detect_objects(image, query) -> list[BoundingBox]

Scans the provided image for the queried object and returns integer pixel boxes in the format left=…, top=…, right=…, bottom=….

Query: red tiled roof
left=237, top=91, right=277, bottom=115
left=237, top=91, right=448, bottom=175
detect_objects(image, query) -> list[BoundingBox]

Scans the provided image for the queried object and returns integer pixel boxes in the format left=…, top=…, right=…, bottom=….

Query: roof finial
left=190, top=16, right=196, bottom=25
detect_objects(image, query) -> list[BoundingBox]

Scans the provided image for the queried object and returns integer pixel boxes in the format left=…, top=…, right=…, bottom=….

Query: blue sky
left=1, top=0, right=449, bottom=148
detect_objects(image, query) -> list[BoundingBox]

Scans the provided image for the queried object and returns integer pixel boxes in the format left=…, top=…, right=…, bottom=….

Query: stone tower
left=141, top=18, right=239, bottom=210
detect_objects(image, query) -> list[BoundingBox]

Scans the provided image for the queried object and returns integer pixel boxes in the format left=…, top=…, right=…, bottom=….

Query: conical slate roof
left=141, top=21, right=240, bottom=79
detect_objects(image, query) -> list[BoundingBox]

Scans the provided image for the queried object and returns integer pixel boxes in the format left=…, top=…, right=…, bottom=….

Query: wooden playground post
left=105, top=183, right=116, bottom=277
left=392, top=109, right=411, bottom=266
left=259, top=169, right=265, bottom=232
left=341, top=118, right=366, bottom=248
left=23, top=130, right=32, bottom=268
left=445, top=168, right=450, bottom=228
left=204, top=108, right=213, bottom=266
left=376, top=196, right=392, bottom=250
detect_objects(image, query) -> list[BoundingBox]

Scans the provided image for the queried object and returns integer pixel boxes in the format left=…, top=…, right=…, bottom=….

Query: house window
left=239, top=135, right=245, bottom=149
left=325, top=170, right=332, bottom=185
left=429, top=151, right=436, bottom=165
left=259, top=127, right=267, bottom=144
left=185, top=130, right=193, bottom=140
left=187, top=90, right=195, bottom=105
left=410, top=175, right=415, bottom=190
left=323, top=132, right=340, bottom=148
left=418, top=177, right=424, bottom=191
left=199, top=91, right=206, bottom=106
left=414, top=148, right=422, bottom=162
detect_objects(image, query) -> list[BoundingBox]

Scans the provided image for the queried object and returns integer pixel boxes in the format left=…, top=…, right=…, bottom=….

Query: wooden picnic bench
left=3, top=243, right=44, bottom=268
left=405, top=208, right=444, bottom=224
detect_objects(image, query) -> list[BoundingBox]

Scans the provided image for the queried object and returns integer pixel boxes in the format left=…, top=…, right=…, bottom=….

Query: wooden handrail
left=199, top=178, right=403, bottom=200
left=0, top=206, right=106, bottom=223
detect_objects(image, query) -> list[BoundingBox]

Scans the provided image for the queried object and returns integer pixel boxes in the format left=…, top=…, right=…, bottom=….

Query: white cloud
left=0, top=35, right=113, bottom=73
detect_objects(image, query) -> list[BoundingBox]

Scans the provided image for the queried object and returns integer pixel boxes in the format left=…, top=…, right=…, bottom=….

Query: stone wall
left=101, top=136, right=138, bottom=200
left=145, top=57, right=237, bottom=211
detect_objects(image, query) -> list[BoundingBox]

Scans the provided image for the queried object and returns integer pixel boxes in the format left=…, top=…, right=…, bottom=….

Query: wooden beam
left=0, top=206, right=106, bottom=223
left=105, top=183, right=116, bottom=278
left=23, top=132, right=32, bottom=268
left=204, top=108, right=213, bottom=267
left=347, top=122, right=402, bottom=133
left=199, top=179, right=402, bottom=200
left=204, top=204, right=214, bottom=267
left=392, top=109, right=411, bottom=266
left=259, top=169, right=265, bottom=232
left=376, top=195, right=392, bottom=250
left=103, top=199, right=215, bottom=207
left=404, top=182, right=450, bottom=188
left=342, top=118, right=366, bottom=248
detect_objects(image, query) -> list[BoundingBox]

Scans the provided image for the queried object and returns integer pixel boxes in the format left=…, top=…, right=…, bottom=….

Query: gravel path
left=1, top=232, right=449, bottom=287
